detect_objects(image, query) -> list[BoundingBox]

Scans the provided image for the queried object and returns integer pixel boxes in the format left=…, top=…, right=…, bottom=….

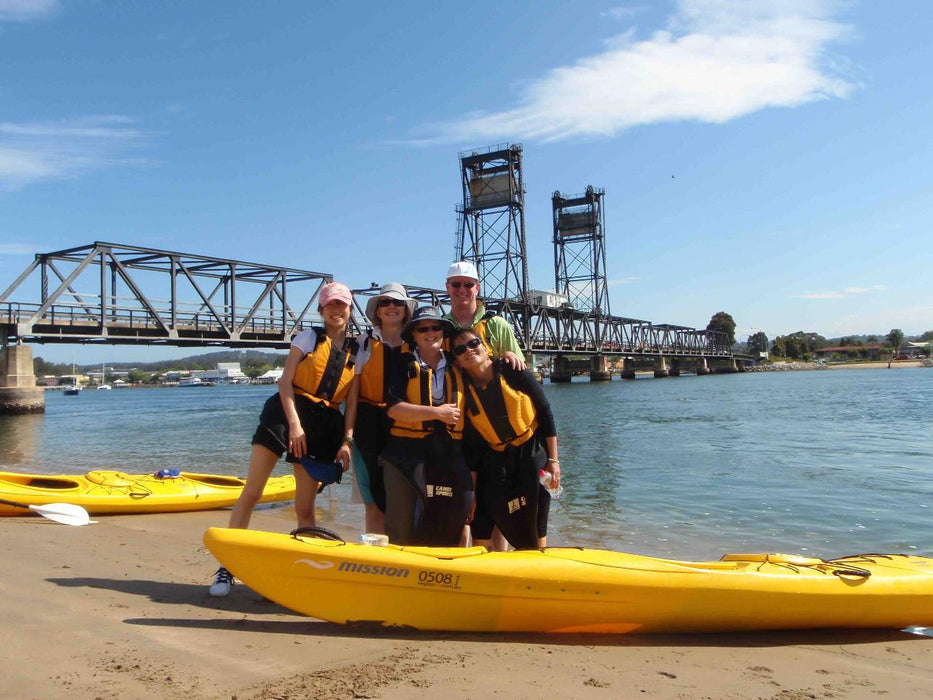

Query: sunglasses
left=449, top=281, right=476, bottom=289
left=377, top=298, right=407, bottom=308
left=453, top=337, right=484, bottom=356
left=414, top=324, right=444, bottom=334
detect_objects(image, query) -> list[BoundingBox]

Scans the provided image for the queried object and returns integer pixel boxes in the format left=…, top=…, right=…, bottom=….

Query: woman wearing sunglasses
left=451, top=327, right=560, bottom=550
left=379, top=306, right=473, bottom=546
left=350, top=282, right=417, bottom=533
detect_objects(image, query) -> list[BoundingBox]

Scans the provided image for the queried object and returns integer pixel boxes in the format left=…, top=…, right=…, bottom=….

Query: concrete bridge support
left=668, top=359, right=681, bottom=377
left=589, top=355, right=611, bottom=382
left=654, top=357, right=670, bottom=378
left=0, top=343, right=44, bottom=414
left=619, top=358, right=636, bottom=379
left=550, top=355, right=573, bottom=383
left=697, top=358, right=712, bottom=375
left=713, top=359, right=741, bottom=374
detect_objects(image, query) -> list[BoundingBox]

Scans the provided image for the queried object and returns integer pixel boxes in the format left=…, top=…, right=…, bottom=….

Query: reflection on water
left=0, top=413, right=43, bottom=466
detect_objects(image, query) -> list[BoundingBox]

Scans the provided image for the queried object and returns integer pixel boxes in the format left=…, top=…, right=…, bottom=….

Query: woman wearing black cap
left=378, top=306, right=474, bottom=546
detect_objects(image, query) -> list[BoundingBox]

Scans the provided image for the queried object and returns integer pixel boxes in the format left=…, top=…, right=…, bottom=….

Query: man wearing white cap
left=443, top=261, right=525, bottom=371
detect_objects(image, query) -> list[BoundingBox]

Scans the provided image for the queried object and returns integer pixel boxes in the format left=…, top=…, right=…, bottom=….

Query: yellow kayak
left=204, top=527, right=933, bottom=634
left=0, top=470, right=295, bottom=515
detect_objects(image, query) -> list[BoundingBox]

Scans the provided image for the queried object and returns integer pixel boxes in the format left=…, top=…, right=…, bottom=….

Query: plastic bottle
left=538, top=469, right=564, bottom=499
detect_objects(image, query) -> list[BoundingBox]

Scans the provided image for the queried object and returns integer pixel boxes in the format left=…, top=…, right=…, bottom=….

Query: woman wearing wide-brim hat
left=350, top=282, right=417, bottom=533
left=378, top=306, right=474, bottom=546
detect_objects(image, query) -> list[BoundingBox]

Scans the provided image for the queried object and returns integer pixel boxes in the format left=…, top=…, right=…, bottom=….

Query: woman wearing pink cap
left=209, top=281, right=359, bottom=597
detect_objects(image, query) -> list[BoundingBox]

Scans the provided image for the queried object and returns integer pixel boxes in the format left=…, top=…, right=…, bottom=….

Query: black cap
left=401, top=306, right=455, bottom=346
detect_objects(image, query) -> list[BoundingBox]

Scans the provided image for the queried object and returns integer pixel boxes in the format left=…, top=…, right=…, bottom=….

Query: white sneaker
left=209, top=566, right=234, bottom=597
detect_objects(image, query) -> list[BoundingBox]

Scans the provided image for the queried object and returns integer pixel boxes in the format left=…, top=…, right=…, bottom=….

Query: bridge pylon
left=552, top=186, right=610, bottom=316
left=456, top=144, right=530, bottom=309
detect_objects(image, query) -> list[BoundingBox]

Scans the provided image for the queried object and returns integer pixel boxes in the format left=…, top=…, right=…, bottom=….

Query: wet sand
left=2, top=505, right=932, bottom=699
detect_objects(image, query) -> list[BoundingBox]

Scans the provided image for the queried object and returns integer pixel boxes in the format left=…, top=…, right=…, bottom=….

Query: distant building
left=192, top=362, right=249, bottom=384
left=255, top=368, right=284, bottom=384
left=512, top=289, right=569, bottom=308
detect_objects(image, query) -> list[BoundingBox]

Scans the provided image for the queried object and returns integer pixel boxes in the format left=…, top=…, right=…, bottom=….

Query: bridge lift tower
left=552, top=186, right=610, bottom=316
left=456, top=144, right=530, bottom=306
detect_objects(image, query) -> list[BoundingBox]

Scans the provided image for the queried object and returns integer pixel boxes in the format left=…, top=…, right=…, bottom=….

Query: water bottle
left=538, top=469, right=564, bottom=499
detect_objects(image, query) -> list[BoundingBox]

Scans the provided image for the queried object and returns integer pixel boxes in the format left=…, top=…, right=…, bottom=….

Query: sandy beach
left=2, top=504, right=931, bottom=700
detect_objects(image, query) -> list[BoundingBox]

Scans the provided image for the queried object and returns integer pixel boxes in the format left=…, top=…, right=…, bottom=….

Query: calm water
left=2, top=368, right=931, bottom=561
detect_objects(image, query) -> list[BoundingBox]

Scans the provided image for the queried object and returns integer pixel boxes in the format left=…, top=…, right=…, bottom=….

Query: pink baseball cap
left=318, top=281, right=353, bottom=307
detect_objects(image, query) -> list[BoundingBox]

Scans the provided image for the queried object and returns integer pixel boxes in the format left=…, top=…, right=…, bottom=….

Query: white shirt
left=413, top=349, right=448, bottom=405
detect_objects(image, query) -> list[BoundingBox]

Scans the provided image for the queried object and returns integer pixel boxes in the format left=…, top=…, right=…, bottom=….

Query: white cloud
left=412, top=0, right=856, bottom=144
left=0, top=0, right=60, bottom=22
left=0, top=243, right=33, bottom=255
left=0, top=116, right=155, bottom=190
left=792, top=284, right=888, bottom=300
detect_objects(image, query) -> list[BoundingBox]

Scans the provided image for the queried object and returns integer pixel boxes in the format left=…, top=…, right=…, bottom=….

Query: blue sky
left=1, top=0, right=930, bottom=364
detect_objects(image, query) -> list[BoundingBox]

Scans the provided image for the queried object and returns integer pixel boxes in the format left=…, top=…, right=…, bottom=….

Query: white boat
left=178, top=377, right=203, bottom=387
left=97, top=362, right=112, bottom=390
left=64, top=356, right=82, bottom=395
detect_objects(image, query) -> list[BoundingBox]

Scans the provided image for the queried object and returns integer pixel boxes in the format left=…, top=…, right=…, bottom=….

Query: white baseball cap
left=446, top=261, right=479, bottom=281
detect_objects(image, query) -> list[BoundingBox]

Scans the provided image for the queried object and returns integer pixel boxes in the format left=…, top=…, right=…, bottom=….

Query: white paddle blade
left=29, top=502, right=91, bottom=526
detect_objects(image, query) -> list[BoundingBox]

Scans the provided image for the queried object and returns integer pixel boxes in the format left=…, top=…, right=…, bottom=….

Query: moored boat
left=203, top=527, right=933, bottom=634
left=0, top=470, right=296, bottom=515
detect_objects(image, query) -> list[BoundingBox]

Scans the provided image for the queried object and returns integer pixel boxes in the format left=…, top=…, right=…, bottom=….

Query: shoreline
left=749, top=359, right=927, bottom=372
left=3, top=507, right=932, bottom=699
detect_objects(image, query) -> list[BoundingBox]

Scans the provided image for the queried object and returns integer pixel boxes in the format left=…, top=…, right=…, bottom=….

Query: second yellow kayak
left=0, top=470, right=296, bottom=514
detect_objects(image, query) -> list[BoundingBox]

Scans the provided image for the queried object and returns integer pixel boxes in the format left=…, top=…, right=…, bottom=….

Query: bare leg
left=292, top=463, right=319, bottom=528
left=364, top=503, right=385, bottom=534
left=227, top=444, right=280, bottom=529
left=489, top=526, right=509, bottom=552
left=537, top=535, right=547, bottom=548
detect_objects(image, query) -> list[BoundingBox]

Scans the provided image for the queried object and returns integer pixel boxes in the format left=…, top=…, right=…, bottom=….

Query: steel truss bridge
left=1, top=242, right=735, bottom=366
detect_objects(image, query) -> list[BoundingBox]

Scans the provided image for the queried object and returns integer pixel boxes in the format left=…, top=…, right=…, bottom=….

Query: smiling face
left=445, top=275, right=480, bottom=313
left=320, top=299, right=351, bottom=332
left=375, top=297, right=409, bottom=328
left=411, top=321, right=446, bottom=354
left=451, top=329, right=489, bottom=371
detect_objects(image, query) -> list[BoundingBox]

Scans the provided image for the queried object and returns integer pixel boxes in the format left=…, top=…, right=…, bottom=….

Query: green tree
left=885, top=328, right=905, bottom=355
left=706, top=311, right=736, bottom=347
left=747, top=331, right=769, bottom=355
left=919, top=330, right=933, bottom=342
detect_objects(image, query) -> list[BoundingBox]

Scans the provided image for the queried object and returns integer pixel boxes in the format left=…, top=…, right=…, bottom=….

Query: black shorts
left=251, top=393, right=343, bottom=464
left=469, top=435, right=550, bottom=548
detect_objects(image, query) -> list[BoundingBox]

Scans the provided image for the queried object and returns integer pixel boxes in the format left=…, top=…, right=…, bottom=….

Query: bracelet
left=343, top=436, right=354, bottom=445
left=546, top=458, right=560, bottom=464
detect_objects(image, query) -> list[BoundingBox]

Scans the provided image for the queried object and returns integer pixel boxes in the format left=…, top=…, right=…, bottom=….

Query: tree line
left=705, top=311, right=932, bottom=360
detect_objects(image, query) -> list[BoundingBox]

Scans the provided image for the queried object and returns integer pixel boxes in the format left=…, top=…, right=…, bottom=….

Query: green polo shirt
left=445, top=301, right=525, bottom=361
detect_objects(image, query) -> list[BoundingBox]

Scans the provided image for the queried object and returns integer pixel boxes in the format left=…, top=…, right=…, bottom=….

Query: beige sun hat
left=365, top=282, right=418, bottom=325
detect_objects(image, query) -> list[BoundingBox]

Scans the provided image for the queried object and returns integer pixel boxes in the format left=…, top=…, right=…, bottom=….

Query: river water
left=2, top=368, right=931, bottom=561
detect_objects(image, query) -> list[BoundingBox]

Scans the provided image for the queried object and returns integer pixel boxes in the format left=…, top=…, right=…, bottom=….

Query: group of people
left=209, top=262, right=561, bottom=597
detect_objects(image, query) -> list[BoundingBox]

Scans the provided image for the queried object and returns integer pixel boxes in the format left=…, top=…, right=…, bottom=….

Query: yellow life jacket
left=358, top=332, right=409, bottom=408
left=463, top=368, right=538, bottom=451
left=389, top=355, right=465, bottom=440
left=445, top=310, right=496, bottom=355
left=292, top=329, right=359, bottom=409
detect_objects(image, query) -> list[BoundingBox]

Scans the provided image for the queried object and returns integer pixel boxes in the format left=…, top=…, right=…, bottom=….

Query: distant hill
left=100, top=350, right=287, bottom=372
left=34, top=349, right=287, bottom=377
